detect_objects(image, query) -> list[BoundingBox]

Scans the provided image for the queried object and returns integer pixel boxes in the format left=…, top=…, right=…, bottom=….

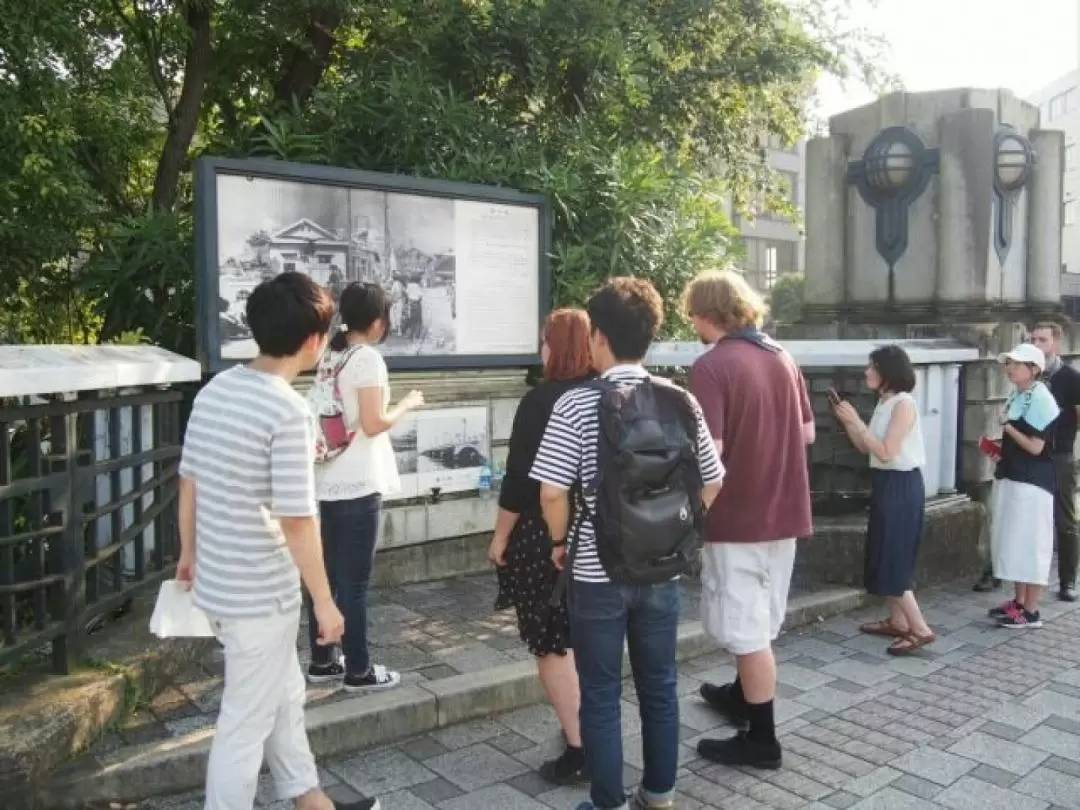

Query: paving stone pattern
left=125, top=580, right=1080, bottom=809
left=101, top=575, right=706, bottom=750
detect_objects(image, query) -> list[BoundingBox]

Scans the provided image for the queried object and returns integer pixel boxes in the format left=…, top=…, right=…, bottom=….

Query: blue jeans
left=305, top=493, right=381, bottom=675
left=570, top=580, right=680, bottom=810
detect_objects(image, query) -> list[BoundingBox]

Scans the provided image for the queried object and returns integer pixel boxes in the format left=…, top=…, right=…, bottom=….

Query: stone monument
left=793, top=88, right=1069, bottom=488
left=802, top=88, right=1062, bottom=326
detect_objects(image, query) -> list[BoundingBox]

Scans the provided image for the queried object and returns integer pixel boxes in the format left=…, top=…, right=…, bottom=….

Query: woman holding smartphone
left=832, top=345, right=935, bottom=655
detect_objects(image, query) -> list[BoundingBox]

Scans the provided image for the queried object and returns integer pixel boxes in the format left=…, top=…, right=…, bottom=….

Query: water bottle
left=478, top=463, right=492, bottom=499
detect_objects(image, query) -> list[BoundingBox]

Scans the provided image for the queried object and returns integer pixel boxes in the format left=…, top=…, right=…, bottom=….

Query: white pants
left=701, top=539, right=797, bottom=656
left=205, top=605, right=319, bottom=810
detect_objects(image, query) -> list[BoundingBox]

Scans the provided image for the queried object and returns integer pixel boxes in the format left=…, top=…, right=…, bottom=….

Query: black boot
left=699, top=678, right=749, bottom=729
left=538, top=744, right=589, bottom=785
left=972, top=572, right=1001, bottom=593
left=697, top=700, right=782, bottom=769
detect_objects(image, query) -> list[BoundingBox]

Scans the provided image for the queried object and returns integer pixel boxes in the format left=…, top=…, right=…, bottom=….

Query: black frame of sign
left=194, top=156, right=553, bottom=373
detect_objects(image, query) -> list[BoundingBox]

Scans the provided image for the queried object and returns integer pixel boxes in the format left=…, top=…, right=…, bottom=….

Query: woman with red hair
left=490, top=308, right=593, bottom=786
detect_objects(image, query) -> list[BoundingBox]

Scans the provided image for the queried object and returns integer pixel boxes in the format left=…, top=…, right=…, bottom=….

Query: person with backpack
left=306, top=282, right=423, bottom=692
left=530, top=277, right=724, bottom=810
left=682, top=270, right=814, bottom=771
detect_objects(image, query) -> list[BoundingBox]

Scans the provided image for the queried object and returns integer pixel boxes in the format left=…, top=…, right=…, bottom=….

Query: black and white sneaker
left=344, top=663, right=402, bottom=693
left=306, top=660, right=346, bottom=685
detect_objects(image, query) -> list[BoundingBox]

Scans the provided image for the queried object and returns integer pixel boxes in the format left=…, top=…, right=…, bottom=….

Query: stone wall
left=363, top=359, right=989, bottom=589
left=793, top=495, right=987, bottom=592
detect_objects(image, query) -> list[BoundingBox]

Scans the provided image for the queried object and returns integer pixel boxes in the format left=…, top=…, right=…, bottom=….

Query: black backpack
left=554, top=376, right=705, bottom=598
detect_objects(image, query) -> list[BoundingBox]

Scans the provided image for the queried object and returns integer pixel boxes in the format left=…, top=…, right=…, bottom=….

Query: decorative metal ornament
left=846, top=127, right=940, bottom=302
left=991, top=127, right=1035, bottom=265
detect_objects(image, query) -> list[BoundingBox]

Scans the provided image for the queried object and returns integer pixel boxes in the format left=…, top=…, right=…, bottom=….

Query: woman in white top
left=833, top=345, right=936, bottom=655
left=306, top=283, right=423, bottom=692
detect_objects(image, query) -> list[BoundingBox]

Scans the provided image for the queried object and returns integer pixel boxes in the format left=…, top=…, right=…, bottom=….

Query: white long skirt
left=991, top=478, right=1054, bottom=586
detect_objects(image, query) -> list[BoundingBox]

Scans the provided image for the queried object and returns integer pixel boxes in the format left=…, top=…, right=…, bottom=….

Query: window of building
left=1067, top=143, right=1077, bottom=171
left=1065, top=200, right=1077, bottom=226
left=742, top=238, right=798, bottom=290
left=1050, top=88, right=1078, bottom=120
left=778, top=170, right=798, bottom=205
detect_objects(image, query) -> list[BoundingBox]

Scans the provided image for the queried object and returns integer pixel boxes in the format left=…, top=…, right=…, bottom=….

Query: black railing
left=0, top=389, right=182, bottom=674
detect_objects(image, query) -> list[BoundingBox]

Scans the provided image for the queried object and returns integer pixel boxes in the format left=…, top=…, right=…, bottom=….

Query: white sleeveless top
left=868, top=392, right=926, bottom=471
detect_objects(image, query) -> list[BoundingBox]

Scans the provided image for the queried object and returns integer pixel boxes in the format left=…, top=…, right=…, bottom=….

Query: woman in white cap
left=985, top=343, right=1061, bottom=628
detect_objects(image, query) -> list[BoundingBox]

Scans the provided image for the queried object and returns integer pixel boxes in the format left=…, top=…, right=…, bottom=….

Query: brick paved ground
left=100, top=575, right=708, bottom=751
left=129, top=580, right=1080, bottom=809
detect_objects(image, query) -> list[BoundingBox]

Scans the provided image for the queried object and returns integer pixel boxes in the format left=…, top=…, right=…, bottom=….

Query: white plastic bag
left=149, top=579, right=215, bottom=638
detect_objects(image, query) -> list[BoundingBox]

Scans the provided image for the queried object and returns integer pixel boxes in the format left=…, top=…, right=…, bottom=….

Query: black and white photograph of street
left=215, top=174, right=458, bottom=359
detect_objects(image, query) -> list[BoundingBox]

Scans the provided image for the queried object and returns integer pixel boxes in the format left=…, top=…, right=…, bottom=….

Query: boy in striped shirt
left=178, top=273, right=377, bottom=810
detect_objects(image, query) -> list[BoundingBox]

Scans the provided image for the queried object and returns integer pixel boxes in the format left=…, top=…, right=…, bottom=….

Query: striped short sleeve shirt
left=178, top=366, right=317, bottom=617
left=529, top=365, right=725, bottom=583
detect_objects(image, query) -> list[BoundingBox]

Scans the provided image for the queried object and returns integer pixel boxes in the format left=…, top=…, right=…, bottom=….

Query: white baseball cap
left=999, top=343, right=1046, bottom=371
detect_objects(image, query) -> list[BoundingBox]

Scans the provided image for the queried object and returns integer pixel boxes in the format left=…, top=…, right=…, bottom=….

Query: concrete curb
left=36, top=588, right=867, bottom=808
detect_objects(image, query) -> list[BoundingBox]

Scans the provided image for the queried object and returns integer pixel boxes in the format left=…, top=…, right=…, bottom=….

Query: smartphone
left=826, top=387, right=842, bottom=407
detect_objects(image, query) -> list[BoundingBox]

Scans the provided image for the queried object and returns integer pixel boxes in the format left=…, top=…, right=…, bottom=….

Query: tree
left=0, top=0, right=892, bottom=350
left=769, top=273, right=806, bottom=324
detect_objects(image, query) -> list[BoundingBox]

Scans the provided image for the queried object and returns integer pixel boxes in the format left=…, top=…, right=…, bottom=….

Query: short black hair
left=245, top=272, right=334, bottom=358
left=586, top=277, right=664, bottom=361
left=330, top=282, right=391, bottom=351
left=869, top=345, right=916, bottom=393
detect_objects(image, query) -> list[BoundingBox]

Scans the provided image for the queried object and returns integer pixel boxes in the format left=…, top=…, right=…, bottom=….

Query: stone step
left=33, top=588, right=867, bottom=809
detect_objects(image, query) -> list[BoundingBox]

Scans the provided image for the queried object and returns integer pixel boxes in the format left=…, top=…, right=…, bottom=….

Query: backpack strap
left=329, top=344, right=366, bottom=401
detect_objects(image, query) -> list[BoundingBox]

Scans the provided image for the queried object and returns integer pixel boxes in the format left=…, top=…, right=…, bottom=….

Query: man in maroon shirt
left=682, top=270, right=815, bottom=769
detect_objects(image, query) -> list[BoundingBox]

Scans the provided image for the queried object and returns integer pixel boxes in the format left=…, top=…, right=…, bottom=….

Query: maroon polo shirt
left=689, top=338, right=813, bottom=543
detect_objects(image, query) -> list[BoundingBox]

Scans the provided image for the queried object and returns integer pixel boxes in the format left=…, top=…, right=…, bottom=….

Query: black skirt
left=494, top=512, right=571, bottom=657
left=865, top=468, right=925, bottom=597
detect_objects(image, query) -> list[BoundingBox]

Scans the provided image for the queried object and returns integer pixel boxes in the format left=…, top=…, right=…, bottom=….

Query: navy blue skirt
left=865, top=468, right=925, bottom=597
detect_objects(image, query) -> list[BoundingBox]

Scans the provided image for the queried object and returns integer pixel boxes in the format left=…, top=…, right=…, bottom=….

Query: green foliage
left=0, top=0, right=891, bottom=351
left=770, top=272, right=806, bottom=324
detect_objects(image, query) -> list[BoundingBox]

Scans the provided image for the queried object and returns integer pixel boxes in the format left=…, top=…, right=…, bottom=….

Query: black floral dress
left=494, top=376, right=590, bottom=657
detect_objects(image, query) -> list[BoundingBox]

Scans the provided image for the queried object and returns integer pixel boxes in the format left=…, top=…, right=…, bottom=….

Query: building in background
left=1030, top=73, right=1079, bottom=297
left=732, top=136, right=806, bottom=292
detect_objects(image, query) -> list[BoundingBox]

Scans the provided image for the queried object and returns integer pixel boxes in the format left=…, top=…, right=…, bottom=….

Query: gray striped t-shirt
left=179, top=366, right=317, bottom=617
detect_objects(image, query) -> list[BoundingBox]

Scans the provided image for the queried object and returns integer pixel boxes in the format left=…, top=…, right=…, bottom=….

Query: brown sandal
left=859, top=620, right=906, bottom=638
left=887, top=631, right=936, bottom=656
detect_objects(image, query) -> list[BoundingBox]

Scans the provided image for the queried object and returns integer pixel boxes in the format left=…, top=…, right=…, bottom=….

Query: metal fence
left=0, top=389, right=183, bottom=674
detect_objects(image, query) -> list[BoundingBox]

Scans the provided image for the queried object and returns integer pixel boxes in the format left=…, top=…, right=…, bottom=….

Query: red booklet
left=979, top=436, right=1002, bottom=459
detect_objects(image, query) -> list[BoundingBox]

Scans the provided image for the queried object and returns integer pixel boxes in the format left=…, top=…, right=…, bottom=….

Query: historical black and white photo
left=387, top=416, right=419, bottom=501
left=215, top=175, right=458, bottom=360
left=416, top=406, right=489, bottom=494
left=198, top=158, right=548, bottom=371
